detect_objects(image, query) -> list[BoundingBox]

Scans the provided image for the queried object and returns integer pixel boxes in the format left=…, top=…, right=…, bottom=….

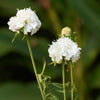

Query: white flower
left=8, top=16, right=25, bottom=33
left=8, top=8, right=41, bottom=35
left=48, top=37, right=81, bottom=63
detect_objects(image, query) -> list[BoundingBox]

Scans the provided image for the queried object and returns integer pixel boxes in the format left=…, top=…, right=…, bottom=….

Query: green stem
left=70, top=64, right=73, bottom=100
left=26, top=38, right=45, bottom=100
left=62, top=60, right=66, bottom=100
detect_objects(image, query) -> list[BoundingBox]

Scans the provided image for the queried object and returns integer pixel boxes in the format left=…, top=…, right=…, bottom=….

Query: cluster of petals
left=48, top=37, right=81, bottom=63
left=8, top=8, right=41, bottom=35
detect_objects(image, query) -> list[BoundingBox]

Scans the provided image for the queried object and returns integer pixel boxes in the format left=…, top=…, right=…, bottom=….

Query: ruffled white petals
left=8, top=8, right=41, bottom=35
left=8, top=16, right=25, bottom=33
left=48, top=37, right=81, bottom=63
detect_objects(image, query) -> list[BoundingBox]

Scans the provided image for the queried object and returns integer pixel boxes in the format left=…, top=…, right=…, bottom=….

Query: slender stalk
left=62, top=60, right=66, bottom=100
left=26, top=38, right=45, bottom=100
left=70, top=64, right=73, bottom=100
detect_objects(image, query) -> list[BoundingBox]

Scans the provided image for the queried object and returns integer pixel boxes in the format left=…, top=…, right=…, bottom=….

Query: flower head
left=8, top=8, right=41, bottom=35
left=48, top=37, right=81, bottom=64
left=61, top=27, right=71, bottom=37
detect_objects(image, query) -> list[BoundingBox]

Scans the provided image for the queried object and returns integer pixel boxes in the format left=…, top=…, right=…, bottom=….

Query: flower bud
left=61, top=27, right=71, bottom=37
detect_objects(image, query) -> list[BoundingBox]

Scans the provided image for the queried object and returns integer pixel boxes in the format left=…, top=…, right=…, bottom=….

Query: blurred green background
left=0, top=0, right=100, bottom=100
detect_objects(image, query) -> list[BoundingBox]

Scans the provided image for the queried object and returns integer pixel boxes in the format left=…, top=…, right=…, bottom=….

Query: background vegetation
left=0, top=0, right=100, bottom=100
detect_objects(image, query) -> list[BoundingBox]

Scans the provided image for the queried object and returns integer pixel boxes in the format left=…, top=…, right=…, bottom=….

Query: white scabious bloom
left=8, top=16, right=25, bottom=33
left=48, top=37, right=81, bottom=63
left=8, top=8, right=41, bottom=35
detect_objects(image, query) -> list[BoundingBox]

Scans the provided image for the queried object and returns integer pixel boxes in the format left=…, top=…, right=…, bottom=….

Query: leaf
left=74, top=92, right=79, bottom=100
left=50, top=83, right=63, bottom=89
left=47, top=82, right=70, bottom=94
left=40, top=57, right=46, bottom=75
left=45, top=93, right=59, bottom=100
left=11, top=32, right=18, bottom=43
left=49, top=82, right=70, bottom=90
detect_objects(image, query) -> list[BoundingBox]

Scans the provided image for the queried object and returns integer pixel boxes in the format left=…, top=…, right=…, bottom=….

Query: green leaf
left=50, top=83, right=63, bottom=89
left=47, top=82, right=70, bottom=94
left=11, top=32, right=18, bottom=43
left=46, top=93, right=59, bottom=100
left=40, top=57, right=46, bottom=75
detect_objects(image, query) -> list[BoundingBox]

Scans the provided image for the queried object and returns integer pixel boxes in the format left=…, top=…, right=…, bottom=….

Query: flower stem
left=62, top=60, right=66, bottom=100
left=26, top=38, right=45, bottom=100
left=70, top=64, right=73, bottom=100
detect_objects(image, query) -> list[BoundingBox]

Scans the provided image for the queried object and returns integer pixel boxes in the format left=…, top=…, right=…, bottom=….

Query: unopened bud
left=61, top=27, right=71, bottom=37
